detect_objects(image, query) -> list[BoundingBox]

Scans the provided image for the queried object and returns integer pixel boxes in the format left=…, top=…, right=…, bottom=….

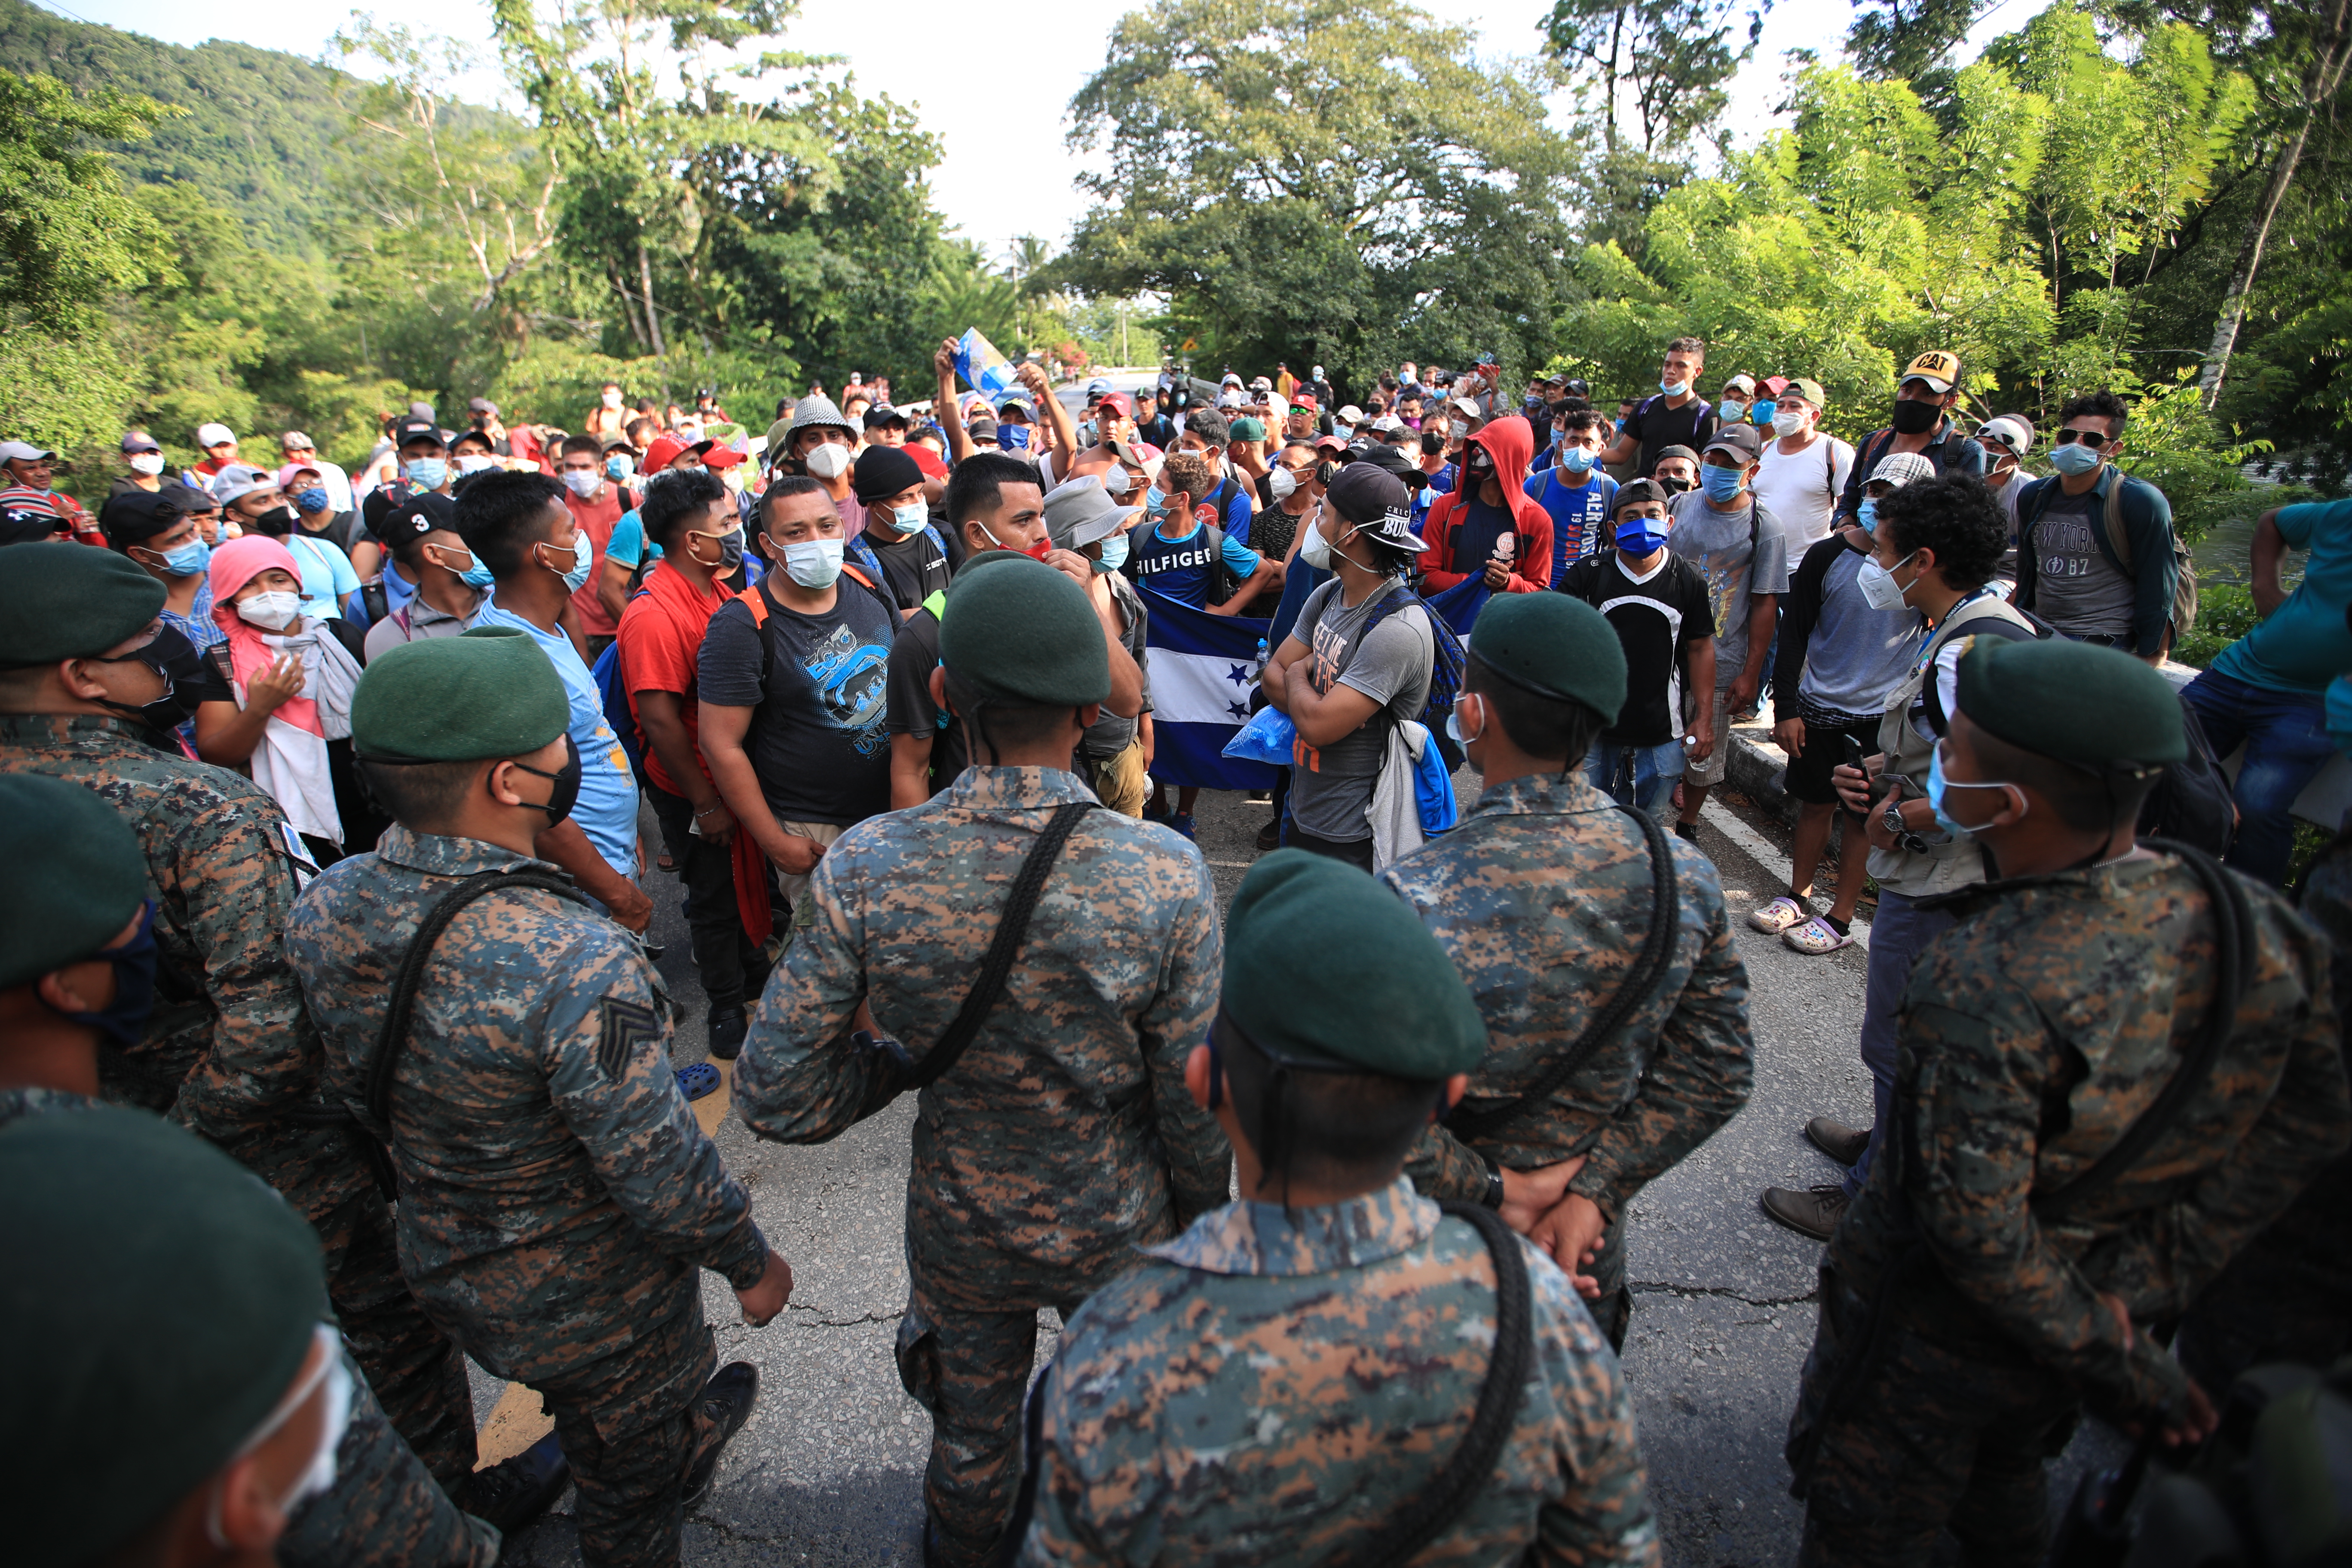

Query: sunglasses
left=2054, top=428, right=2113, bottom=449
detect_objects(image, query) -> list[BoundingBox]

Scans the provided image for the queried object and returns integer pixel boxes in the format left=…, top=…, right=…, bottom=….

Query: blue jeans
left=1844, top=890, right=1957, bottom=1199
left=2182, top=668, right=2335, bottom=886
left=1584, top=738, right=1684, bottom=815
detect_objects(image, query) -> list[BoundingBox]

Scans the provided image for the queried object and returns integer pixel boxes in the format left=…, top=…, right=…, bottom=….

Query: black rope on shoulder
left=1446, top=804, right=1680, bottom=1141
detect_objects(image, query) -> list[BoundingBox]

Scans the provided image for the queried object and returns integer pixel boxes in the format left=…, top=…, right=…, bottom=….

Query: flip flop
left=675, top=1062, right=721, bottom=1101
left=1747, top=895, right=1808, bottom=934
left=1783, top=916, right=1856, bottom=956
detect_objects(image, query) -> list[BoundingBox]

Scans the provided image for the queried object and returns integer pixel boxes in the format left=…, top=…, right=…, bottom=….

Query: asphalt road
left=478, top=778, right=2126, bottom=1567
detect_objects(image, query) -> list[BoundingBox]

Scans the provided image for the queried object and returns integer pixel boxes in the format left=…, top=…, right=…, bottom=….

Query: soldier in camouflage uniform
left=1381, top=593, right=1753, bottom=1349
left=1786, top=638, right=2352, bottom=1565
left=1011, top=850, right=1660, bottom=1566
left=0, top=546, right=488, bottom=1500
left=734, top=554, right=1229, bottom=1568
left=285, top=628, right=793, bottom=1568
left=0, top=769, right=498, bottom=1568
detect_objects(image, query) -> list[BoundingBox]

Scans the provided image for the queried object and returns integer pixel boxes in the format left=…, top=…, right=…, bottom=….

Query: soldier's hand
left=1497, top=1155, right=1583, bottom=1234
left=737, top=1247, right=793, bottom=1327
left=2160, top=1379, right=2220, bottom=1448
left=1529, top=1193, right=1609, bottom=1297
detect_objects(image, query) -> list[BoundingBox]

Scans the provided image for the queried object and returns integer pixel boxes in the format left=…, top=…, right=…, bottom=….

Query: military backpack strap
left=1445, top=805, right=1680, bottom=1142
left=898, top=800, right=1100, bottom=1093
left=362, top=869, right=596, bottom=1137
left=1344, top=1202, right=1535, bottom=1568
left=2034, top=842, right=2254, bottom=1225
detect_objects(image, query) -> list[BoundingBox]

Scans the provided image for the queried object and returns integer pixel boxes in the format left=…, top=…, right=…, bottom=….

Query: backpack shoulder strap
left=2099, top=472, right=2135, bottom=575
left=922, top=588, right=947, bottom=623
left=732, top=581, right=769, bottom=626
left=364, top=870, right=594, bottom=1132
left=897, top=801, right=1100, bottom=1093
left=1344, top=1202, right=1534, bottom=1568
left=2034, top=843, right=2254, bottom=1224
left=1447, top=805, right=1680, bottom=1141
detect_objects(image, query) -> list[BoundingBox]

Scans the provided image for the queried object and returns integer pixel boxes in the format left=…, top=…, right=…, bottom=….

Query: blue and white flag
left=1424, top=576, right=1491, bottom=639
left=1139, top=586, right=1280, bottom=791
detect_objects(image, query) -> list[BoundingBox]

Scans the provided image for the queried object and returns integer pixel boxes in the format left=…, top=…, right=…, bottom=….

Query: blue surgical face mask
left=1717, top=399, right=1747, bottom=424
left=1856, top=498, right=1879, bottom=535
left=1615, top=515, right=1669, bottom=555
left=1926, top=741, right=2021, bottom=842
left=1661, top=378, right=1691, bottom=398
left=890, top=503, right=927, bottom=536
left=1750, top=399, right=1776, bottom=427
left=1096, top=530, right=1130, bottom=571
left=1700, top=463, right=1747, bottom=503
left=159, top=537, right=211, bottom=577
left=445, top=545, right=496, bottom=590
left=998, top=424, right=1032, bottom=452
left=606, top=455, right=632, bottom=482
left=2049, top=440, right=2102, bottom=477
left=404, top=457, right=448, bottom=490
left=1561, top=446, right=1596, bottom=474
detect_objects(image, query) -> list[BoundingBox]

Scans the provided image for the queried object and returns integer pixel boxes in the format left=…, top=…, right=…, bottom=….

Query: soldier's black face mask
left=85, top=626, right=202, bottom=737
left=507, top=734, right=582, bottom=824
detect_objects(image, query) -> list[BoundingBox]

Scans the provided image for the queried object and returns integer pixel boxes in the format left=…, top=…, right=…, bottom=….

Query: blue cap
left=1085, top=377, right=1112, bottom=395
left=995, top=391, right=1036, bottom=415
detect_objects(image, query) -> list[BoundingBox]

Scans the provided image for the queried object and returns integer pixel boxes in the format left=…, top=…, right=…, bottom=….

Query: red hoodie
left=1418, top=415, right=1554, bottom=593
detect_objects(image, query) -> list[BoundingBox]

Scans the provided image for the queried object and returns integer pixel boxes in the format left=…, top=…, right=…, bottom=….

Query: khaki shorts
left=1682, top=685, right=1736, bottom=787
left=775, top=818, right=845, bottom=910
left=1081, top=737, right=1149, bottom=818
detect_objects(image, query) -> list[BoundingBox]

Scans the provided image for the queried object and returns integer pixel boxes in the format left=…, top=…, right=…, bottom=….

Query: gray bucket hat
left=784, top=395, right=858, bottom=443
left=1042, top=475, right=1140, bottom=551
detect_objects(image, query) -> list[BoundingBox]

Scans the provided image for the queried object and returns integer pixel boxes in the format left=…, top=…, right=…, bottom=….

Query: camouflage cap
left=1222, top=849, right=1487, bottom=1080
left=938, top=554, right=1109, bottom=708
left=1957, top=636, right=2186, bottom=770
left=4, top=1106, right=326, bottom=1567
left=1467, top=591, right=1627, bottom=729
left=351, top=625, right=570, bottom=761
left=0, top=542, right=166, bottom=666
left=0, top=774, right=150, bottom=991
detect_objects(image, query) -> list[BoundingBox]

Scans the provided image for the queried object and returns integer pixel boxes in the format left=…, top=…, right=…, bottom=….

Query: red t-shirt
left=617, top=563, right=726, bottom=798
left=564, top=481, right=631, bottom=635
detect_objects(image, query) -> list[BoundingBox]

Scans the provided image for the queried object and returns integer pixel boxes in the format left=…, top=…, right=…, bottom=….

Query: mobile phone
left=1841, top=734, right=1866, bottom=773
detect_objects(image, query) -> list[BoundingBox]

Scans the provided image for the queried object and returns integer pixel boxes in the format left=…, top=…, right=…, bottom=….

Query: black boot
left=682, top=1361, right=760, bottom=1507
left=706, top=1007, right=749, bottom=1062
left=456, top=1430, right=570, bottom=1534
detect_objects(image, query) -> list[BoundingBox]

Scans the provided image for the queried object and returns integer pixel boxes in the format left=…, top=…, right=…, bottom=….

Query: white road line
left=1699, top=799, right=1872, bottom=954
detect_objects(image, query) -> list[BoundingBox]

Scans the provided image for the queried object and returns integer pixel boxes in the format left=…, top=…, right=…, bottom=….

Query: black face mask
left=60, top=899, right=159, bottom=1049
left=508, top=733, right=582, bottom=824
left=91, top=625, right=202, bottom=737
left=248, top=505, right=299, bottom=537
left=1890, top=398, right=1941, bottom=436
left=1656, top=474, right=1695, bottom=496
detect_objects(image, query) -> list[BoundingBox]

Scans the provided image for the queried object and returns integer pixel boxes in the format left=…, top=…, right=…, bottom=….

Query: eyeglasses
left=2054, top=428, right=2112, bottom=449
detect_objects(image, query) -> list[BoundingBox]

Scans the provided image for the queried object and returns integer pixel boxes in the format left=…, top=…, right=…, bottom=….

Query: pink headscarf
left=208, top=535, right=320, bottom=737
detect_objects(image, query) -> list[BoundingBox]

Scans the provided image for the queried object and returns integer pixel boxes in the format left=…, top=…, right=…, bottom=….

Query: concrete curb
left=1722, top=717, right=1798, bottom=821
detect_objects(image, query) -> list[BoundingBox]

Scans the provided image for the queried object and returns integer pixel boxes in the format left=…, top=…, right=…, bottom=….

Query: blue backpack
left=591, top=588, right=653, bottom=785
left=1364, top=581, right=1470, bottom=772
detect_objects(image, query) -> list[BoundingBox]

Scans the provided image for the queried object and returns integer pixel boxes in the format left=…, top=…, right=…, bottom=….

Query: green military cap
left=1467, top=592, right=1627, bottom=729
left=0, top=541, right=165, bottom=666
left=1223, top=849, right=1487, bottom=1079
left=3, top=1105, right=327, bottom=1565
left=938, top=554, right=1110, bottom=707
left=350, top=625, right=570, bottom=761
left=0, top=775, right=150, bottom=992
left=1957, top=636, right=2186, bottom=769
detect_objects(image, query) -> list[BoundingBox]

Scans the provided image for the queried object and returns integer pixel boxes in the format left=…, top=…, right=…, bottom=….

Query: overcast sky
left=43, top=0, right=2049, bottom=266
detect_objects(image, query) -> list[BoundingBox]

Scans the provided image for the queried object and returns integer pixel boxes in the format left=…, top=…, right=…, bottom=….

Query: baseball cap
left=1216, top=390, right=1246, bottom=409
left=1978, top=415, right=2035, bottom=455
left=1721, top=374, right=1758, bottom=395
left=374, top=490, right=457, bottom=549
left=1220, top=372, right=1243, bottom=388
left=208, top=465, right=277, bottom=507
left=1652, top=444, right=1700, bottom=468
left=701, top=444, right=745, bottom=470
left=274, top=462, right=322, bottom=490
left=1291, top=393, right=1318, bottom=412
left=1781, top=377, right=1828, bottom=408
left=993, top=391, right=1035, bottom=418
left=1702, top=424, right=1762, bottom=462
left=1337, top=404, right=1364, bottom=424
left=1325, top=463, right=1422, bottom=554
left=98, top=489, right=187, bottom=548
left=1313, top=434, right=1348, bottom=455
left=1098, top=392, right=1132, bottom=419
left=641, top=434, right=704, bottom=472
left=194, top=423, right=236, bottom=449
left=390, top=418, right=443, bottom=450
left=1900, top=350, right=1961, bottom=394
left=1761, top=376, right=1789, bottom=396
left=863, top=404, right=910, bottom=429
left=1084, top=377, right=1113, bottom=396
left=968, top=417, right=1000, bottom=444
left=1228, top=416, right=1267, bottom=443
left=0, top=440, right=58, bottom=463
left=280, top=430, right=315, bottom=451
left=119, top=432, right=161, bottom=455
left=467, top=397, right=499, bottom=416
left=1865, top=451, right=1937, bottom=490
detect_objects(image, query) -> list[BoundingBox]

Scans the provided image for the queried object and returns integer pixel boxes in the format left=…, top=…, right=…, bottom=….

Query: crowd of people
left=2, top=325, right=2350, bottom=1568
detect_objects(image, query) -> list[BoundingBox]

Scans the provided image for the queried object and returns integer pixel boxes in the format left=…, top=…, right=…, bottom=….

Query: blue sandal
left=675, top=1062, right=721, bottom=1102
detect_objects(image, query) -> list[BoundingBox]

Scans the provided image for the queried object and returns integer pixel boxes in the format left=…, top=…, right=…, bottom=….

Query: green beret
left=1223, top=849, right=1487, bottom=1079
left=0, top=775, right=150, bottom=991
left=938, top=555, right=1110, bottom=708
left=0, top=542, right=165, bottom=665
left=1467, top=592, right=1627, bottom=729
left=3, top=1106, right=326, bottom=1564
left=351, top=625, right=570, bottom=761
left=1957, top=636, right=2186, bottom=770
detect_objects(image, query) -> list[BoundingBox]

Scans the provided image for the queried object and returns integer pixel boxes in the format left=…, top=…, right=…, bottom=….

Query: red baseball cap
left=702, top=444, right=745, bottom=470
left=1291, top=394, right=1318, bottom=411
left=905, top=442, right=948, bottom=480
left=1099, top=391, right=1133, bottom=418
left=642, top=435, right=702, bottom=472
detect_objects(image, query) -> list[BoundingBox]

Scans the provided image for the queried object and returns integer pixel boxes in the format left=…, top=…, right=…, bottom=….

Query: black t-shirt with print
left=698, top=578, right=897, bottom=826
left=1621, top=394, right=1720, bottom=478
left=1558, top=549, right=1715, bottom=746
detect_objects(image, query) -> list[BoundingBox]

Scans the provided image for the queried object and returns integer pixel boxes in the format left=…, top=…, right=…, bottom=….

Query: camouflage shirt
left=285, top=826, right=768, bottom=1383
left=1381, top=773, right=1752, bottom=1218
left=734, top=765, right=1228, bottom=1308
left=0, top=1086, right=104, bottom=1127
left=1014, top=1178, right=1660, bottom=1566
left=1832, top=850, right=2351, bottom=1425
left=0, top=714, right=319, bottom=1136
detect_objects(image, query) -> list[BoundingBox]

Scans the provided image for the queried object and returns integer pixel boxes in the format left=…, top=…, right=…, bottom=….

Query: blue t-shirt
left=2213, top=498, right=2352, bottom=696
left=1127, top=516, right=1262, bottom=609
left=605, top=508, right=660, bottom=567
left=1446, top=496, right=1518, bottom=576
left=286, top=533, right=360, bottom=622
left=472, top=598, right=640, bottom=878
left=1204, top=473, right=1254, bottom=540
left=1525, top=467, right=1617, bottom=581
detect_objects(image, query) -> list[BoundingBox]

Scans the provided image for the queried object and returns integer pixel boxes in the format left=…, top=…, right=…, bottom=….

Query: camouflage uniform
left=286, top=825, right=772, bottom=1568
left=1381, top=772, right=1754, bottom=1347
left=1787, top=851, right=2352, bottom=1565
left=1014, top=1179, right=1660, bottom=1566
left=0, top=1086, right=497, bottom=1568
left=0, top=714, right=476, bottom=1484
left=2175, top=833, right=2352, bottom=1385
left=734, top=766, right=1229, bottom=1568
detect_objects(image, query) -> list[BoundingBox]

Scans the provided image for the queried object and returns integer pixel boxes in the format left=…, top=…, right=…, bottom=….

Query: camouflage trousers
left=2177, top=1148, right=2352, bottom=1390
left=1787, top=1268, right=2079, bottom=1567
left=1585, top=1210, right=1632, bottom=1354
left=285, top=1344, right=500, bottom=1568
left=896, top=1268, right=1091, bottom=1568
left=524, top=1275, right=720, bottom=1568
left=235, top=1120, right=480, bottom=1488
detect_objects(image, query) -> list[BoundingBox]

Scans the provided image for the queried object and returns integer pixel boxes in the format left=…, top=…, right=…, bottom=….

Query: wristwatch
left=1481, top=1154, right=1506, bottom=1211
left=1881, top=797, right=1931, bottom=855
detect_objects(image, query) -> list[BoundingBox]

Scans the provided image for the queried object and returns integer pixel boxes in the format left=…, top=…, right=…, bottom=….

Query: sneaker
left=1783, top=916, right=1856, bottom=956
left=706, top=1007, right=748, bottom=1063
left=1256, top=820, right=1280, bottom=852
left=1760, top=1184, right=1849, bottom=1241
left=682, top=1362, right=760, bottom=1508
left=456, top=1430, right=570, bottom=1533
left=1805, top=1115, right=1871, bottom=1167
left=1746, top=895, right=1809, bottom=935
left=1674, top=819, right=1702, bottom=845
left=1168, top=812, right=1197, bottom=841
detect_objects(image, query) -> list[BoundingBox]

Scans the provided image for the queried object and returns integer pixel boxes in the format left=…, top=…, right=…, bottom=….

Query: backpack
left=845, top=524, right=949, bottom=609
left=1363, top=581, right=1470, bottom=772
left=726, top=563, right=891, bottom=689
left=1122, top=518, right=1243, bottom=607
left=590, top=600, right=651, bottom=785
left=2022, top=473, right=2200, bottom=637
